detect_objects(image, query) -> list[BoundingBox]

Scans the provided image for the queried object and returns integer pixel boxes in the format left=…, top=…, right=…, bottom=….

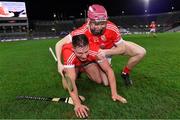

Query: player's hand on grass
left=112, top=94, right=127, bottom=104
left=74, top=104, right=89, bottom=118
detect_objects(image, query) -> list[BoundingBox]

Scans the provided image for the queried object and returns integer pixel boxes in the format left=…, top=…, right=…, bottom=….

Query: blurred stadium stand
left=0, top=11, right=180, bottom=41
left=110, top=11, right=180, bottom=34
left=0, top=17, right=29, bottom=41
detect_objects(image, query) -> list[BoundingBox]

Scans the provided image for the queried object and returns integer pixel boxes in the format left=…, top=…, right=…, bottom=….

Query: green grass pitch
left=0, top=32, right=180, bottom=119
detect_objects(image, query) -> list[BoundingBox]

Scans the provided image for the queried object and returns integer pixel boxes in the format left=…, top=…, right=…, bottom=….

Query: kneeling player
left=61, top=34, right=127, bottom=118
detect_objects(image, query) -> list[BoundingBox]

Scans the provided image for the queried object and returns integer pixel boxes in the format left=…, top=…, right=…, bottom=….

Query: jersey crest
left=101, top=35, right=107, bottom=41
left=93, top=36, right=99, bottom=42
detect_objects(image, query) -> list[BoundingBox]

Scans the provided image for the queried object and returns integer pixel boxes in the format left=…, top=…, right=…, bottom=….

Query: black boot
left=121, top=72, right=133, bottom=86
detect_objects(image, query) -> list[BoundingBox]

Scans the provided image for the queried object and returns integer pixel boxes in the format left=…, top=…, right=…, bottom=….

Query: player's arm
left=96, top=55, right=127, bottom=103
left=98, top=41, right=126, bottom=57
left=64, top=68, right=89, bottom=118
left=64, top=68, right=81, bottom=105
left=101, top=43, right=126, bottom=56
left=98, top=58, right=117, bottom=94
left=55, top=35, right=71, bottom=77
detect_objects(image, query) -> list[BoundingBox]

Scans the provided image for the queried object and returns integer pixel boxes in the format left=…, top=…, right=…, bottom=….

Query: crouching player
left=60, top=34, right=127, bottom=118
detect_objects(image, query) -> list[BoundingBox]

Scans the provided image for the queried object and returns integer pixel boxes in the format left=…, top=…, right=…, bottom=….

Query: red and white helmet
left=87, top=4, right=108, bottom=21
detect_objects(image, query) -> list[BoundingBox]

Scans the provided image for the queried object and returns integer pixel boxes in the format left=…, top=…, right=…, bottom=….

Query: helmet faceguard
left=88, top=20, right=107, bottom=35
left=87, top=4, right=108, bottom=35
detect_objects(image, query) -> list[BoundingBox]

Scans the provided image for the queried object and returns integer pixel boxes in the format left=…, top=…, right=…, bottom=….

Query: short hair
left=72, top=34, right=89, bottom=48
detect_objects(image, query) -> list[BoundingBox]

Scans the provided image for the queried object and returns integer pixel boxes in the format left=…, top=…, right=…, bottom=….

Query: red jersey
left=62, top=43, right=99, bottom=68
left=150, top=23, right=156, bottom=29
left=70, top=21, right=123, bottom=49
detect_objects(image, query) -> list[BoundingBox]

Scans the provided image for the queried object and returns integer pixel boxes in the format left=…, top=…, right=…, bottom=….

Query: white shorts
left=97, top=56, right=112, bottom=65
left=150, top=28, right=156, bottom=33
left=106, top=56, right=112, bottom=64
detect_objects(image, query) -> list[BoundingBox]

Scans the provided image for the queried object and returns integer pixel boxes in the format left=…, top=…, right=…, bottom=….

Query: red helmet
left=87, top=4, right=108, bottom=21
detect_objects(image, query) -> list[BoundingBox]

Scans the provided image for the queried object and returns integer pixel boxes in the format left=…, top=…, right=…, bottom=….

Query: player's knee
left=138, top=47, right=146, bottom=59
left=95, top=79, right=102, bottom=84
left=103, top=81, right=109, bottom=86
left=91, top=76, right=102, bottom=84
left=96, top=79, right=109, bottom=86
left=142, top=48, right=146, bottom=57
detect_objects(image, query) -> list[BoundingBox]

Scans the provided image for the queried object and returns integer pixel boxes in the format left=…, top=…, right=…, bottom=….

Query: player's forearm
left=105, top=46, right=124, bottom=56
left=55, top=41, right=63, bottom=65
left=55, top=35, right=71, bottom=64
left=106, top=69, right=118, bottom=96
left=66, top=73, right=81, bottom=106
left=69, top=87, right=82, bottom=106
left=98, top=61, right=118, bottom=96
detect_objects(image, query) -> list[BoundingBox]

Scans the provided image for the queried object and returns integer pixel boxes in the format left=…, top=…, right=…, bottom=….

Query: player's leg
left=121, top=41, right=146, bottom=86
left=148, top=29, right=151, bottom=37
left=153, top=30, right=157, bottom=37
left=83, top=62, right=108, bottom=86
left=99, top=69, right=109, bottom=86
left=149, top=29, right=153, bottom=37
left=123, top=41, right=146, bottom=69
